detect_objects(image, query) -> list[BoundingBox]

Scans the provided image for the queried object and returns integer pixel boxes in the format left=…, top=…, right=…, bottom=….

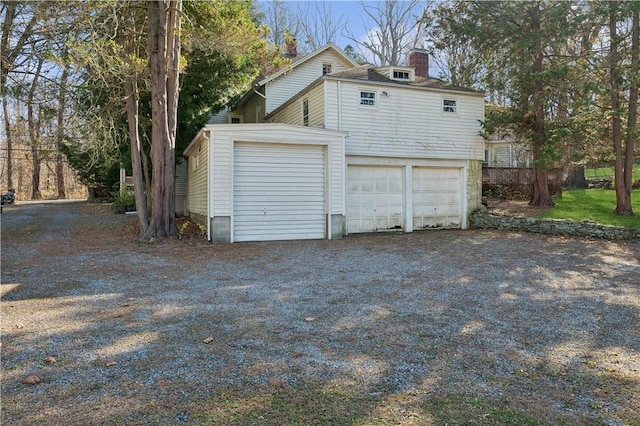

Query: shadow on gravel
left=1, top=201, right=639, bottom=425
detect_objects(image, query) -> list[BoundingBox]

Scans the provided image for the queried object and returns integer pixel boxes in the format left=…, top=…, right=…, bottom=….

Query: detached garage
left=184, top=124, right=346, bottom=243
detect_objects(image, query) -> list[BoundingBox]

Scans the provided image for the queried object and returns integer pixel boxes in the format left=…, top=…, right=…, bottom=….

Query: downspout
left=337, top=81, right=342, bottom=130
left=205, top=130, right=211, bottom=242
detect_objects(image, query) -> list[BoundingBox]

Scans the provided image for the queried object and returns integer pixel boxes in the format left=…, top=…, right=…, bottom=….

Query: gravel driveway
left=1, top=201, right=639, bottom=425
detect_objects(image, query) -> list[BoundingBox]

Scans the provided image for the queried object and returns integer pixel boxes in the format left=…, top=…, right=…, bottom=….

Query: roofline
left=257, top=43, right=360, bottom=86
left=263, top=77, right=325, bottom=122
left=322, top=74, right=485, bottom=96
left=184, top=128, right=209, bottom=157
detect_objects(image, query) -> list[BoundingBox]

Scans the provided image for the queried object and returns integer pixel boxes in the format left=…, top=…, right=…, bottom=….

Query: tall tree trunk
left=1, top=2, right=17, bottom=191
left=529, top=2, right=554, bottom=207
left=1, top=2, right=40, bottom=192
left=621, top=7, right=638, bottom=216
left=610, top=2, right=633, bottom=215
left=143, top=0, right=181, bottom=240
left=2, top=85, right=13, bottom=191
left=27, top=57, right=44, bottom=200
left=55, top=64, right=68, bottom=199
left=124, top=75, right=150, bottom=232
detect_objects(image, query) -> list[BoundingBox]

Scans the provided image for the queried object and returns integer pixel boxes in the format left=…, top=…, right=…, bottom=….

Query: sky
left=260, top=1, right=390, bottom=52
left=259, top=0, right=432, bottom=66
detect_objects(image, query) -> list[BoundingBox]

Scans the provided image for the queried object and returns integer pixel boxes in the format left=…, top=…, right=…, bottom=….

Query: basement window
left=360, top=91, right=376, bottom=106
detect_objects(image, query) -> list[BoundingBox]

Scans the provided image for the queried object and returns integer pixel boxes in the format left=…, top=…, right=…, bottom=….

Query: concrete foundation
left=210, top=216, right=231, bottom=243
left=330, top=214, right=345, bottom=239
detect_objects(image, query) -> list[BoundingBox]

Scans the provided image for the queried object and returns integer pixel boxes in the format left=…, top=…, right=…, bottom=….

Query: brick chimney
left=409, top=49, right=429, bottom=78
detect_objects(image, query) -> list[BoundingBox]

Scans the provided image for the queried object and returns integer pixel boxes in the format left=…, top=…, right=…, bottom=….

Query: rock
left=202, top=337, right=214, bottom=344
left=22, top=375, right=40, bottom=385
left=105, top=360, right=117, bottom=367
left=43, top=356, right=56, bottom=364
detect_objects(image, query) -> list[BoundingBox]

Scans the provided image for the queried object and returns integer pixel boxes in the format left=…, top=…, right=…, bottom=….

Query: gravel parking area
left=1, top=201, right=639, bottom=425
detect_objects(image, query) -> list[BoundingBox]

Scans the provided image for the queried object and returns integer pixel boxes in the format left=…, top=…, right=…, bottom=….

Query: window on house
left=393, top=70, right=410, bottom=80
left=302, top=98, right=309, bottom=126
left=192, top=148, right=200, bottom=170
left=443, top=99, right=457, bottom=113
left=360, top=91, right=376, bottom=106
left=322, top=63, right=332, bottom=75
left=230, top=115, right=243, bottom=124
left=483, top=149, right=489, bottom=166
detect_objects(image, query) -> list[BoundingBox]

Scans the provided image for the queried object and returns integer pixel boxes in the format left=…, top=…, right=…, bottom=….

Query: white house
left=182, top=43, right=485, bottom=243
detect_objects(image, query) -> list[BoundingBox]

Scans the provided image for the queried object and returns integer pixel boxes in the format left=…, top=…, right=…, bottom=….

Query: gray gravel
left=1, top=201, right=639, bottom=425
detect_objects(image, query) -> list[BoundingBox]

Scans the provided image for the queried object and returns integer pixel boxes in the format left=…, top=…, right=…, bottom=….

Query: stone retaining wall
left=470, top=211, right=640, bottom=241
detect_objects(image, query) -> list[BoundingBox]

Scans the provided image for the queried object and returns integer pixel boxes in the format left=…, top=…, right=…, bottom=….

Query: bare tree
left=1, top=2, right=43, bottom=191
left=295, top=2, right=346, bottom=53
left=262, top=0, right=299, bottom=53
left=345, top=0, right=430, bottom=66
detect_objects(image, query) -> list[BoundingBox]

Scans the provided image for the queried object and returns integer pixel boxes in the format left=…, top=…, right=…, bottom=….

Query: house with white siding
left=182, top=43, right=485, bottom=243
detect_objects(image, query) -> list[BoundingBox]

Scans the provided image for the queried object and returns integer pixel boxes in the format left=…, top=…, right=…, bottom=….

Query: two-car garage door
left=346, top=165, right=462, bottom=234
left=233, top=142, right=325, bottom=242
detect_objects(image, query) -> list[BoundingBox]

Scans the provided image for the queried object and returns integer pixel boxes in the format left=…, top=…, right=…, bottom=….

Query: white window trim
left=442, top=98, right=458, bottom=114
left=392, top=68, right=413, bottom=81
left=322, top=63, right=333, bottom=75
left=192, top=147, right=201, bottom=170
left=359, top=89, right=377, bottom=108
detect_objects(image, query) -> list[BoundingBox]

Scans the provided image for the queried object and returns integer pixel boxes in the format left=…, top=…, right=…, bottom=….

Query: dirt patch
left=1, top=201, right=639, bottom=425
left=486, top=198, right=552, bottom=217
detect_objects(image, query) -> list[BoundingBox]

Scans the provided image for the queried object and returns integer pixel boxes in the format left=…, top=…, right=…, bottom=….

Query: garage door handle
left=264, top=208, right=267, bottom=215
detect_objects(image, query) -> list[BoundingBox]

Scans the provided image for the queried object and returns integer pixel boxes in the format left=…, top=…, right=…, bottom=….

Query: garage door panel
left=346, top=165, right=404, bottom=233
left=234, top=143, right=325, bottom=242
left=412, top=167, right=461, bottom=230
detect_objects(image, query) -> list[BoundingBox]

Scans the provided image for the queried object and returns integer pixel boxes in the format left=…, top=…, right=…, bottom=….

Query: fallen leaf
left=105, top=360, right=116, bottom=367
left=202, top=337, right=214, bottom=344
left=304, top=317, right=315, bottom=322
left=22, top=375, right=40, bottom=385
left=43, top=356, right=56, bottom=364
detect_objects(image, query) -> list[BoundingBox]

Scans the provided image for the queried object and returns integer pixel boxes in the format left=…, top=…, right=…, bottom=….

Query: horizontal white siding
left=207, top=109, right=229, bottom=124
left=186, top=139, right=208, bottom=216
left=325, top=80, right=484, bottom=161
left=175, top=160, right=187, bottom=216
left=266, top=51, right=354, bottom=113
left=269, top=83, right=325, bottom=127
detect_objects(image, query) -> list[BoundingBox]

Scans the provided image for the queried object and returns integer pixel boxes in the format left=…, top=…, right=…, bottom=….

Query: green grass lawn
left=543, top=188, right=640, bottom=228
left=586, top=165, right=640, bottom=180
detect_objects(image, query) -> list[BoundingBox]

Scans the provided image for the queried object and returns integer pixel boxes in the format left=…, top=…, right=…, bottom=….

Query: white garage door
left=347, top=166, right=404, bottom=233
left=234, top=142, right=325, bottom=242
left=413, top=167, right=461, bottom=229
